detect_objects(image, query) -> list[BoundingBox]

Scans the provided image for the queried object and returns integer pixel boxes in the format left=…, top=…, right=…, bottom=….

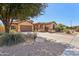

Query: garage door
left=20, top=25, right=32, bottom=32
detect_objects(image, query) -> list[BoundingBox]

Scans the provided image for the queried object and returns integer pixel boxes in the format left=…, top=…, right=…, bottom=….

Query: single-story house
left=0, top=19, right=57, bottom=32
left=11, top=20, right=34, bottom=32
left=33, top=22, right=56, bottom=32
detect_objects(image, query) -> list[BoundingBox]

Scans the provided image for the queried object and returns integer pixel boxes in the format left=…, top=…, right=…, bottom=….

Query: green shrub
left=33, top=33, right=37, bottom=39
left=63, top=28, right=71, bottom=34
left=0, top=32, right=5, bottom=36
left=0, top=32, right=37, bottom=46
left=25, top=33, right=37, bottom=40
left=24, top=33, right=37, bottom=45
left=0, top=33, right=25, bottom=46
left=55, top=24, right=64, bottom=32
left=14, top=33, right=25, bottom=44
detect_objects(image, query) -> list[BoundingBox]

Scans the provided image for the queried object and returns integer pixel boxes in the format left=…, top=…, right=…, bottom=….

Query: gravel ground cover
left=0, top=32, right=77, bottom=56
left=0, top=37, right=67, bottom=56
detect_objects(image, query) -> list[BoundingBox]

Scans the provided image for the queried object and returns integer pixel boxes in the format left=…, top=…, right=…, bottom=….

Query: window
left=11, top=26, right=16, bottom=30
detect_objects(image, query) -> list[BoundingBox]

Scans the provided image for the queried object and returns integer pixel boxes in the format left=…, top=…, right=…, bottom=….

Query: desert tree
left=0, top=3, right=47, bottom=33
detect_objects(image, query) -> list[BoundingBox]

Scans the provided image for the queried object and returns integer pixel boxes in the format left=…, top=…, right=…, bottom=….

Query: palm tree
left=0, top=3, right=47, bottom=33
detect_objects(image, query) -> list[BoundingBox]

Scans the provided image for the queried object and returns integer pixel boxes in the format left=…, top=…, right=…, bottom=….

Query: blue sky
left=33, top=3, right=79, bottom=26
left=0, top=3, right=79, bottom=26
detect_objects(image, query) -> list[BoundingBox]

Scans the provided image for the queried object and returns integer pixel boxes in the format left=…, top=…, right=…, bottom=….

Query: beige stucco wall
left=11, top=21, right=56, bottom=32
left=18, top=21, right=33, bottom=32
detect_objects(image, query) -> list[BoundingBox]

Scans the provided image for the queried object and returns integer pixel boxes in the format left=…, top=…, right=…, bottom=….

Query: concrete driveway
left=37, top=32, right=76, bottom=44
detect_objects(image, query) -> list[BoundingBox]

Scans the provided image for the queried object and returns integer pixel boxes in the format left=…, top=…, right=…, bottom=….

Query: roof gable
left=18, top=21, right=33, bottom=26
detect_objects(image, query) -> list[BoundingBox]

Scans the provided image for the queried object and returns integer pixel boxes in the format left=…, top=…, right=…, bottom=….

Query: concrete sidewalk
left=70, top=33, right=79, bottom=48
left=62, top=33, right=79, bottom=56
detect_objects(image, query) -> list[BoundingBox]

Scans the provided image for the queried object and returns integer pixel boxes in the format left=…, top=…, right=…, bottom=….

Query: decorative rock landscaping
left=0, top=37, right=67, bottom=56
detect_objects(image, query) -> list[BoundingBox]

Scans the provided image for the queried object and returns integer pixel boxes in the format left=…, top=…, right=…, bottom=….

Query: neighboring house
left=0, top=20, right=57, bottom=32
left=33, top=22, right=56, bottom=32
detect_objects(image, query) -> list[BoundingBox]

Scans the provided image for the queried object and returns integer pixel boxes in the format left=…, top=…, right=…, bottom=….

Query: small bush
left=0, top=32, right=5, bottom=36
left=63, top=29, right=71, bottom=34
left=0, top=32, right=37, bottom=46
left=14, top=33, right=25, bottom=43
left=10, top=29, right=16, bottom=33
left=0, top=33, right=25, bottom=46
left=55, top=25, right=64, bottom=32
left=33, top=33, right=37, bottom=39
left=25, top=33, right=37, bottom=40
left=24, top=33, right=37, bottom=45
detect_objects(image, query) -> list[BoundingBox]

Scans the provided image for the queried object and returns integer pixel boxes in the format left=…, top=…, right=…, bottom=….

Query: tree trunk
left=2, top=19, right=10, bottom=33
left=5, top=25, right=10, bottom=33
left=2, top=18, right=14, bottom=33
